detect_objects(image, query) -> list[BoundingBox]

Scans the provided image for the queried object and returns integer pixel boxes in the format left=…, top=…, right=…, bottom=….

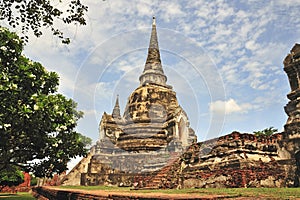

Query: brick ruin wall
left=144, top=132, right=297, bottom=188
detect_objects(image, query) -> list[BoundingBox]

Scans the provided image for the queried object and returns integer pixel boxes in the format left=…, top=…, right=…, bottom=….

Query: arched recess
left=178, top=117, right=188, bottom=146
left=99, top=118, right=106, bottom=140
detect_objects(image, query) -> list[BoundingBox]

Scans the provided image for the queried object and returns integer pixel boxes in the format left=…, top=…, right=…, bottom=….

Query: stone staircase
left=143, top=152, right=181, bottom=189
left=61, top=147, right=95, bottom=185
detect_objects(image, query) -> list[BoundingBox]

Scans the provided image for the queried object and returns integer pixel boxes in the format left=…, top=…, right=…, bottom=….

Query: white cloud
left=160, top=1, right=185, bottom=22
left=275, top=0, right=300, bottom=6
left=136, top=2, right=153, bottom=16
left=209, top=99, right=253, bottom=115
left=95, top=82, right=114, bottom=99
left=81, top=109, right=97, bottom=116
left=245, top=40, right=259, bottom=51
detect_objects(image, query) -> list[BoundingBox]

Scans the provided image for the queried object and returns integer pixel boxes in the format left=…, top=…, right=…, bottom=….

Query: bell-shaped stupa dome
left=98, top=17, right=197, bottom=152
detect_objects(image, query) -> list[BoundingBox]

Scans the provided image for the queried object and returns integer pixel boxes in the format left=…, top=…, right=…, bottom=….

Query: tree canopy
left=253, top=127, right=278, bottom=137
left=0, top=0, right=88, bottom=44
left=0, top=27, right=91, bottom=182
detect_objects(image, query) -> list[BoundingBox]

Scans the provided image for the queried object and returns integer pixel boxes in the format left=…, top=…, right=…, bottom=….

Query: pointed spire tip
left=139, top=16, right=167, bottom=86
left=152, top=16, right=156, bottom=25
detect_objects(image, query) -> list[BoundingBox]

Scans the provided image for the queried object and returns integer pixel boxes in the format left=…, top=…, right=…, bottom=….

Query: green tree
left=0, top=0, right=88, bottom=44
left=253, top=127, right=278, bottom=137
left=0, top=166, right=24, bottom=189
left=0, top=27, right=90, bottom=183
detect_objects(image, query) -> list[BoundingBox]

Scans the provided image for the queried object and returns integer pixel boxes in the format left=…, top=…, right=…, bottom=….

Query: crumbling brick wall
left=147, top=132, right=295, bottom=188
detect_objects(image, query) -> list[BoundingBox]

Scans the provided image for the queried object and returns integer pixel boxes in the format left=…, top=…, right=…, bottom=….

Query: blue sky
left=16, top=0, right=300, bottom=144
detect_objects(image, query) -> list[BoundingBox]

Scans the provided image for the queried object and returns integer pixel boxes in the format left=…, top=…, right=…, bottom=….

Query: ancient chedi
left=99, top=17, right=196, bottom=152
left=62, top=17, right=197, bottom=186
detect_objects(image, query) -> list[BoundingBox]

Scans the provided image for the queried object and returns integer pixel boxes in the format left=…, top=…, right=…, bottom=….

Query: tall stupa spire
left=112, top=95, right=121, bottom=119
left=139, top=16, right=167, bottom=86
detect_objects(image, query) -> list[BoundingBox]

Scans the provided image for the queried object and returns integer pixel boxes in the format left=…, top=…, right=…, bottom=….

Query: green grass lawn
left=59, top=185, right=300, bottom=199
left=0, top=193, right=35, bottom=200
